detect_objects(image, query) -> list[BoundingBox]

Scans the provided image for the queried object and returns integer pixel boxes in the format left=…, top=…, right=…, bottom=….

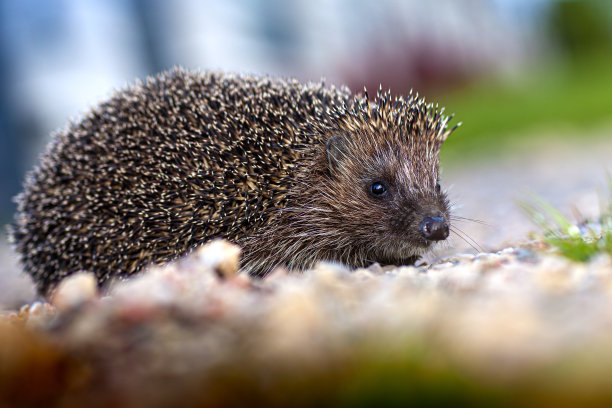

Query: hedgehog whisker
left=450, top=229, right=479, bottom=253
left=450, top=226, right=483, bottom=253
left=450, top=216, right=490, bottom=226
left=451, top=224, right=482, bottom=248
left=448, top=200, right=464, bottom=212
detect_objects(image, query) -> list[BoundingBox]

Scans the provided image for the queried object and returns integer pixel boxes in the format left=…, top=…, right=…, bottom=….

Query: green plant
left=520, top=178, right=612, bottom=262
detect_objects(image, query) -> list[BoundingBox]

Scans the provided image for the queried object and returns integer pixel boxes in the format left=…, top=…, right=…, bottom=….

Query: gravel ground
left=3, top=238, right=612, bottom=406
left=2, top=127, right=612, bottom=406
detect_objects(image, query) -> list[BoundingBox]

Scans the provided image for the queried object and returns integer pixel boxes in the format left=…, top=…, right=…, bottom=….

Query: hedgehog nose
left=420, top=216, right=449, bottom=241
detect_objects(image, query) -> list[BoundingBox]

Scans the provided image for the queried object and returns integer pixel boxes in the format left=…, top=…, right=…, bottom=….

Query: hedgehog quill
left=11, top=68, right=458, bottom=294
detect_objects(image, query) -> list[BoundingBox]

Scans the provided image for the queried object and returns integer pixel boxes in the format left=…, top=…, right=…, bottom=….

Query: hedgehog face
left=324, top=132, right=450, bottom=265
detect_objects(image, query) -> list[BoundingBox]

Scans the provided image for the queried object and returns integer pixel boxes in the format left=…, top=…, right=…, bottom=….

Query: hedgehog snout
left=419, top=216, right=449, bottom=241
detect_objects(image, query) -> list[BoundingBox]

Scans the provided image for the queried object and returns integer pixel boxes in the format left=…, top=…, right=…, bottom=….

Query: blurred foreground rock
left=2, top=239, right=612, bottom=407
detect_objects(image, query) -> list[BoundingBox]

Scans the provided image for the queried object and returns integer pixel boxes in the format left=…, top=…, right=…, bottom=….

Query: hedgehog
left=10, top=68, right=457, bottom=294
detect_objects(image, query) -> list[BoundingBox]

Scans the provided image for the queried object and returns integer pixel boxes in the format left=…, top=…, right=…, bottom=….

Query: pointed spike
left=449, top=122, right=462, bottom=132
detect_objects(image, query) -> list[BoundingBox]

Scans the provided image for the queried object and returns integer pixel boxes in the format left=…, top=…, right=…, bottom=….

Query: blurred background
left=0, top=0, right=611, bottom=304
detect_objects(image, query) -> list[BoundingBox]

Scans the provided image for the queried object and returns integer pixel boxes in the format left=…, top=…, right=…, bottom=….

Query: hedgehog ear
left=326, top=134, right=351, bottom=177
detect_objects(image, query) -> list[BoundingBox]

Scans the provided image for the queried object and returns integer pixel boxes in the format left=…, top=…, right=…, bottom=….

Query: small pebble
left=50, top=272, right=98, bottom=312
left=194, top=239, right=241, bottom=278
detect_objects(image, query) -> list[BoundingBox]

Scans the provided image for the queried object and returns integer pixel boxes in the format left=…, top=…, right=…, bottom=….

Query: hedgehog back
left=12, top=69, right=351, bottom=293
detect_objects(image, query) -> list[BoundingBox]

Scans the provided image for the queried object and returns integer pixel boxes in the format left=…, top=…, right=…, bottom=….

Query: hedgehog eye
left=435, top=182, right=441, bottom=194
left=370, top=182, right=388, bottom=197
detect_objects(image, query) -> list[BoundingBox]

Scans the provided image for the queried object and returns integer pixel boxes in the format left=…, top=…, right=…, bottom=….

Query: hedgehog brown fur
left=11, top=68, right=457, bottom=294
